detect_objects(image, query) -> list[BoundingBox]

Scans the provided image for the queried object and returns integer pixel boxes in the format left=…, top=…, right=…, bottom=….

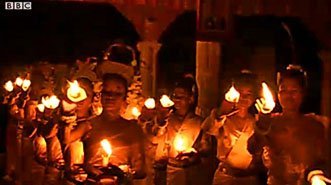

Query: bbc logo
left=5, top=2, right=32, bottom=10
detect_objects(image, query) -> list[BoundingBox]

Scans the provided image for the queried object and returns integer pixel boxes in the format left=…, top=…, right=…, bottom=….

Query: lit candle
left=37, top=104, right=45, bottom=113
left=160, top=95, right=174, bottom=108
left=22, top=79, right=31, bottom=91
left=131, top=106, right=141, bottom=119
left=225, top=85, right=240, bottom=103
left=67, top=80, right=87, bottom=103
left=173, top=134, right=188, bottom=153
left=100, top=139, right=112, bottom=167
left=4, top=81, right=14, bottom=92
left=41, top=95, right=60, bottom=109
left=15, top=77, right=24, bottom=87
left=311, top=176, right=326, bottom=185
left=261, top=82, right=275, bottom=113
left=144, top=98, right=156, bottom=109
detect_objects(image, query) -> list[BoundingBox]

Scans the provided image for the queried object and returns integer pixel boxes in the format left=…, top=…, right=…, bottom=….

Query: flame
left=4, top=81, right=14, bottom=92
left=100, top=139, right=112, bottom=156
left=131, top=106, right=141, bottom=118
left=22, top=79, right=31, bottom=91
left=261, top=82, right=275, bottom=113
left=67, top=80, right=87, bottom=103
left=225, top=85, right=240, bottom=103
left=311, top=176, right=326, bottom=185
left=173, top=134, right=188, bottom=153
left=160, top=95, right=174, bottom=108
left=118, top=165, right=130, bottom=173
left=15, top=77, right=24, bottom=87
left=41, top=95, right=60, bottom=109
left=144, top=98, right=156, bottom=109
left=37, top=104, right=45, bottom=113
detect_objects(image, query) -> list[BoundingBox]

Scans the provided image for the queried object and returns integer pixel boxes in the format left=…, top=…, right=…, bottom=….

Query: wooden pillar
left=196, top=41, right=222, bottom=118
left=319, top=50, right=331, bottom=118
left=137, top=41, right=161, bottom=97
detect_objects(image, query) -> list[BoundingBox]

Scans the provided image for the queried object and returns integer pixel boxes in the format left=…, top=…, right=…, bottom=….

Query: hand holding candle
left=311, top=176, right=326, bottom=185
left=255, top=82, right=275, bottom=114
left=41, top=95, right=60, bottom=110
left=225, top=85, right=240, bottom=103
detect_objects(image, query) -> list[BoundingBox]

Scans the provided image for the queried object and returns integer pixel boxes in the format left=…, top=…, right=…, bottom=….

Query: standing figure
left=143, top=77, right=211, bottom=185
left=83, top=73, right=146, bottom=184
left=203, top=70, right=266, bottom=185
left=250, top=65, right=327, bottom=185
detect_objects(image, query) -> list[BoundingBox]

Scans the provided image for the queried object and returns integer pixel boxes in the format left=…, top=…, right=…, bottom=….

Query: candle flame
left=225, top=85, right=240, bottom=103
left=144, top=98, right=156, bottom=109
left=15, top=77, right=24, bottom=87
left=4, top=81, right=14, bottom=92
left=41, top=95, right=60, bottom=109
left=67, top=80, right=87, bottom=103
left=160, top=95, right=174, bottom=108
left=174, top=134, right=188, bottom=153
left=37, top=104, right=45, bottom=113
left=22, top=79, right=31, bottom=91
left=311, top=176, right=326, bottom=185
left=100, top=139, right=112, bottom=156
left=131, top=106, right=141, bottom=118
left=261, top=82, right=275, bottom=113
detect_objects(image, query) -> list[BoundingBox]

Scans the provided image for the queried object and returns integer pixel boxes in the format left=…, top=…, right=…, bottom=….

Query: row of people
left=3, top=62, right=328, bottom=185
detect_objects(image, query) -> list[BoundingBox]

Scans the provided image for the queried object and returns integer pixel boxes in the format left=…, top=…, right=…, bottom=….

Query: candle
left=131, top=106, right=141, bottom=119
left=4, top=81, right=14, bottom=92
left=22, top=79, right=31, bottom=91
left=311, top=176, right=326, bottom=185
left=67, top=80, right=87, bottom=103
left=100, top=139, right=112, bottom=167
left=261, top=82, right=275, bottom=113
left=41, top=95, right=60, bottom=109
left=37, top=104, right=45, bottom=113
left=173, top=134, right=188, bottom=153
left=225, top=85, right=240, bottom=103
left=160, top=95, right=174, bottom=108
left=144, top=98, right=156, bottom=109
left=15, top=77, right=24, bottom=87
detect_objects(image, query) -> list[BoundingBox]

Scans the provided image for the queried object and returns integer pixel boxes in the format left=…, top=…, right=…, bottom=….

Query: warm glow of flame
left=4, top=81, right=14, bottom=92
left=22, top=79, right=31, bottom=91
left=261, top=82, right=275, bottom=113
left=132, top=106, right=141, bottom=118
left=160, top=95, right=174, bottom=108
left=67, top=80, right=87, bottom=103
left=311, top=176, right=327, bottom=185
left=37, top=104, right=45, bottom=113
left=144, top=98, right=156, bottom=109
left=41, top=95, right=60, bottom=109
left=173, top=134, right=188, bottom=153
left=118, top=165, right=130, bottom=173
left=225, top=85, right=240, bottom=103
left=15, top=77, right=23, bottom=87
left=101, top=139, right=112, bottom=156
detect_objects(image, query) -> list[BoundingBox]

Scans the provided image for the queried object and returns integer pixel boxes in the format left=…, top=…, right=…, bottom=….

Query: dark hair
left=233, top=70, right=259, bottom=98
left=102, top=73, right=128, bottom=95
left=277, top=65, right=307, bottom=89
